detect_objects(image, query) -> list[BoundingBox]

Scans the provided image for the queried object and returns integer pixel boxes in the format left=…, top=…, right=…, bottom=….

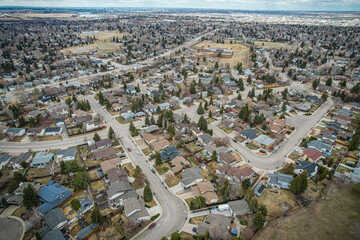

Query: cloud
left=0, top=0, right=359, bottom=11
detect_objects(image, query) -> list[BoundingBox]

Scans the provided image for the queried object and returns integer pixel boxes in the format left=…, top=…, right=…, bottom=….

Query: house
left=151, top=140, right=170, bottom=152
left=44, top=127, right=62, bottom=136
left=93, top=147, right=117, bottom=160
left=55, top=119, right=65, bottom=127
left=294, top=161, right=318, bottom=178
left=253, top=183, right=266, bottom=197
left=197, top=214, right=231, bottom=240
left=198, top=133, right=214, bottom=145
left=56, top=147, right=76, bottom=161
left=106, top=181, right=137, bottom=208
left=252, top=134, right=276, bottom=150
left=106, top=168, right=128, bottom=184
left=123, top=197, right=150, bottom=223
left=121, top=112, right=135, bottom=121
left=76, top=223, right=100, bottom=240
left=143, top=134, right=157, bottom=145
left=83, top=121, right=98, bottom=132
left=43, top=208, right=68, bottom=230
left=301, top=149, right=322, bottom=162
left=308, top=140, right=332, bottom=156
left=37, top=181, right=72, bottom=215
left=99, top=158, right=122, bottom=175
left=240, top=128, right=258, bottom=140
left=228, top=199, right=251, bottom=217
left=6, top=127, right=26, bottom=136
left=159, top=102, right=171, bottom=111
left=9, top=152, right=33, bottom=170
left=218, top=152, right=237, bottom=166
left=268, top=172, right=293, bottom=189
left=89, top=139, right=112, bottom=152
left=7, top=182, right=42, bottom=205
left=295, top=102, right=312, bottom=112
left=31, top=152, right=54, bottom=168
left=227, top=166, right=255, bottom=183
left=38, top=227, right=65, bottom=240
left=140, top=125, right=159, bottom=134
left=306, top=95, right=320, bottom=103
left=0, top=154, right=11, bottom=170
left=181, top=168, right=204, bottom=188
left=27, top=128, right=43, bottom=137
left=160, top=146, right=180, bottom=162
left=170, top=156, right=191, bottom=174
left=221, top=119, right=234, bottom=129
left=192, top=181, right=219, bottom=204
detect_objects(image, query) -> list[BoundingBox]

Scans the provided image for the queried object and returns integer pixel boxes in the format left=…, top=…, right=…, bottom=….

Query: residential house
left=268, top=172, right=293, bottom=189
left=295, top=102, right=312, bottom=112
left=228, top=199, right=251, bottom=217
left=37, top=181, right=72, bottom=215
left=192, top=181, right=219, bottom=204
left=306, top=95, right=320, bottom=103
left=83, top=121, right=98, bottom=132
left=170, top=156, right=191, bottom=174
left=227, top=166, right=255, bottom=183
left=43, top=208, right=68, bottom=230
left=31, top=152, right=54, bottom=168
left=123, top=197, right=150, bottom=223
left=121, top=112, right=135, bottom=121
left=198, top=133, right=214, bottom=145
left=294, top=161, right=318, bottom=178
left=9, top=152, right=33, bottom=170
left=55, top=119, right=65, bottom=127
left=197, top=214, right=231, bottom=240
left=93, top=147, right=117, bottom=160
left=38, top=227, right=65, bottom=240
left=301, top=149, right=322, bottom=162
left=181, top=168, right=204, bottom=188
left=76, top=223, right=100, bottom=240
left=106, top=168, right=128, bottom=184
left=27, top=128, right=43, bottom=137
left=106, top=181, right=137, bottom=208
left=0, top=154, right=11, bottom=170
left=308, top=140, right=332, bottom=156
left=252, top=134, right=276, bottom=150
left=89, top=139, right=112, bottom=152
left=151, top=140, right=170, bottom=152
left=240, top=129, right=258, bottom=140
left=6, top=127, right=26, bottom=137
left=56, top=147, right=76, bottom=161
left=7, top=182, right=42, bottom=205
left=100, top=158, right=122, bottom=175
left=218, top=152, right=237, bottom=166
left=44, top=127, right=62, bottom=136
left=160, top=146, right=180, bottom=162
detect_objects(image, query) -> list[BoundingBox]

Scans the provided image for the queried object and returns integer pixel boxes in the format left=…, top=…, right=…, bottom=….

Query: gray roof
left=294, top=161, right=318, bottom=176
left=0, top=154, right=11, bottom=164
left=76, top=223, right=99, bottom=240
left=45, top=127, right=62, bottom=133
left=181, top=168, right=203, bottom=186
left=199, top=133, right=214, bottom=144
left=10, top=152, right=33, bottom=164
left=43, top=208, right=68, bottom=230
left=123, top=197, right=149, bottom=222
left=198, top=214, right=231, bottom=239
left=253, top=183, right=266, bottom=196
left=228, top=199, right=250, bottom=216
left=240, top=128, right=258, bottom=140
left=41, top=228, right=65, bottom=240
left=56, top=147, right=76, bottom=159
left=106, top=181, right=135, bottom=198
left=269, top=172, right=293, bottom=185
left=308, top=140, right=332, bottom=152
left=6, top=127, right=25, bottom=134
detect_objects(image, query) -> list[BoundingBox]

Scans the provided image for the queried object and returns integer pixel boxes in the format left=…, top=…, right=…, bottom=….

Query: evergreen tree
left=91, top=207, right=104, bottom=224
left=290, top=171, right=308, bottom=194
left=23, top=184, right=38, bottom=209
left=326, top=77, right=333, bottom=87
left=197, top=116, right=208, bottom=131
left=143, top=184, right=153, bottom=202
left=73, top=171, right=90, bottom=191
left=253, top=211, right=266, bottom=230
left=155, top=152, right=162, bottom=166
left=150, top=115, right=156, bottom=125
left=93, top=132, right=101, bottom=142
left=197, top=103, right=205, bottom=115
left=108, top=127, right=115, bottom=139
left=237, top=93, right=242, bottom=100
left=71, top=199, right=81, bottom=211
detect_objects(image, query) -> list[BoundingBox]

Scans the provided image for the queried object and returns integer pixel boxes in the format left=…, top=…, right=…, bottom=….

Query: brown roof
left=171, top=156, right=190, bottom=173
left=218, top=152, right=236, bottom=165
left=93, top=147, right=117, bottom=160
left=143, top=133, right=157, bottom=143
left=196, top=181, right=215, bottom=194
left=106, top=168, right=128, bottom=184
left=217, top=164, right=231, bottom=173
left=270, top=124, right=282, bottom=133
left=227, top=166, right=255, bottom=180
left=273, top=119, right=285, bottom=127
left=151, top=140, right=170, bottom=152
left=100, top=158, right=122, bottom=173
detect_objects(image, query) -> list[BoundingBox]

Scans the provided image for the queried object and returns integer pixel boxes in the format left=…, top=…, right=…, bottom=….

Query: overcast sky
left=1, top=0, right=360, bottom=11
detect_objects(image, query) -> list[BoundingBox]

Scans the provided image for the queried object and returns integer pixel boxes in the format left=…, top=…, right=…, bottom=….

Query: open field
left=254, top=180, right=360, bottom=240
left=0, top=13, right=76, bottom=21
left=254, top=41, right=296, bottom=50
left=195, top=42, right=250, bottom=68
left=78, top=31, right=127, bottom=41
left=61, top=41, right=122, bottom=55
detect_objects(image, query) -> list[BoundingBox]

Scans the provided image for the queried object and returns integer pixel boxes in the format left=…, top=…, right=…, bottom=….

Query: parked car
left=128, top=147, right=132, bottom=152
left=149, top=222, right=156, bottom=229
left=260, top=150, right=266, bottom=153
left=233, top=139, right=238, bottom=143
left=192, top=227, right=197, bottom=233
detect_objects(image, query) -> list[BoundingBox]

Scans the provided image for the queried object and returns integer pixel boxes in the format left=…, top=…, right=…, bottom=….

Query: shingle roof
left=43, top=208, right=68, bottom=230
left=160, top=146, right=180, bottom=161
left=181, top=168, right=203, bottom=186
left=253, top=134, right=275, bottom=147
left=240, top=128, right=258, bottom=140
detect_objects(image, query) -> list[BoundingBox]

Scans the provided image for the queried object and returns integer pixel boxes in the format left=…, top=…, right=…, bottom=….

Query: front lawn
left=246, top=143, right=259, bottom=150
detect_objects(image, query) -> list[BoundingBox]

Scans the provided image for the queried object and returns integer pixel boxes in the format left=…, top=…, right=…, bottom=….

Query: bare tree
left=123, top=220, right=137, bottom=237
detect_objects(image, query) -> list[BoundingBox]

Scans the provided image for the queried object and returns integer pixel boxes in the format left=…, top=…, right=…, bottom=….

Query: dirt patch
left=141, top=147, right=152, bottom=156
left=190, top=216, right=205, bottom=224
left=254, top=180, right=360, bottom=240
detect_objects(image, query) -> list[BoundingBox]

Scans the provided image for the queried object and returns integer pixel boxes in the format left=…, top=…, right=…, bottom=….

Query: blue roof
left=37, top=181, right=72, bottom=215
left=76, top=223, right=99, bottom=240
left=240, top=128, right=258, bottom=140
left=253, top=134, right=275, bottom=147
left=160, top=146, right=180, bottom=161
left=0, top=154, right=11, bottom=163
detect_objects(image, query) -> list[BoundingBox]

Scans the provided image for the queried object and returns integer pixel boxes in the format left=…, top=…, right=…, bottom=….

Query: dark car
left=192, top=227, right=198, bottom=233
left=149, top=222, right=156, bottom=229
left=233, top=139, right=238, bottom=143
left=260, top=150, right=267, bottom=153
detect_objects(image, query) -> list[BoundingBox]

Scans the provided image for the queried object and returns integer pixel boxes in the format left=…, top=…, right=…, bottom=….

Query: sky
left=0, top=0, right=360, bottom=11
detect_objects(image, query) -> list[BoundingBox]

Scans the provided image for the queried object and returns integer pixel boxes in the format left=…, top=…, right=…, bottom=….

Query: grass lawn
left=180, top=232, right=196, bottom=240
left=185, top=197, right=194, bottom=208
left=246, top=143, right=260, bottom=150
left=186, top=142, right=203, bottom=153
left=207, top=117, right=216, bottom=123
left=257, top=189, right=296, bottom=220
left=8, top=135, right=25, bottom=142
left=27, top=167, right=51, bottom=178
left=254, top=180, right=360, bottom=240
left=288, top=152, right=301, bottom=161
left=90, top=180, right=105, bottom=194
left=165, top=174, right=181, bottom=188
left=116, top=116, right=138, bottom=124
left=235, top=136, right=245, bottom=142
left=122, top=162, right=135, bottom=177
left=38, top=135, right=62, bottom=141
left=12, top=206, right=27, bottom=217
left=207, top=161, right=219, bottom=172
left=142, top=147, right=152, bottom=156
left=84, top=159, right=103, bottom=168
left=88, top=169, right=99, bottom=180
left=189, top=216, right=205, bottom=224
left=145, top=198, right=157, bottom=208
left=231, top=151, right=243, bottom=162
left=154, top=163, right=169, bottom=175
left=188, top=157, right=200, bottom=167
left=218, top=125, right=233, bottom=134
left=254, top=41, right=296, bottom=50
